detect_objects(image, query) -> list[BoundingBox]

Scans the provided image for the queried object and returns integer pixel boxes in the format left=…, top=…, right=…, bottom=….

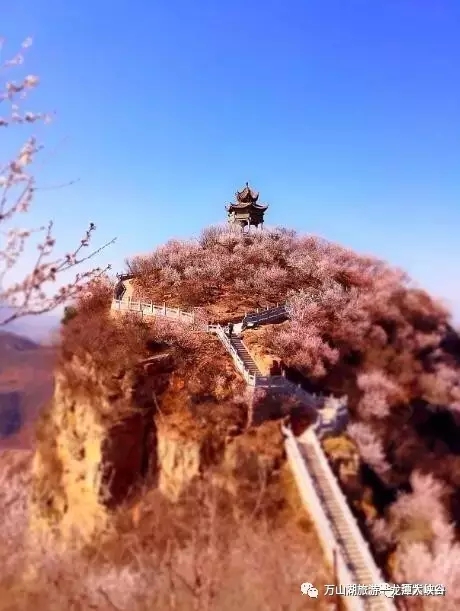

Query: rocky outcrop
left=214, top=420, right=286, bottom=519
left=29, top=325, right=287, bottom=545
left=157, top=428, right=202, bottom=501
left=29, top=352, right=168, bottom=542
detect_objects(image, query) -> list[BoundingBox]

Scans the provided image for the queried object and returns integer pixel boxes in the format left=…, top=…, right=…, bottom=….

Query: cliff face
left=29, top=325, right=285, bottom=544
left=30, top=351, right=169, bottom=541
left=157, top=426, right=204, bottom=502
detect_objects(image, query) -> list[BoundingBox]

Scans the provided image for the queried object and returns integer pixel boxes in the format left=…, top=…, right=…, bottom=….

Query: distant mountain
left=0, top=329, right=55, bottom=450
left=0, top=306, right=60, bottom=343
left=0, top=392, right=22, bottom=437
left=0, top=329, right=40, bottom=355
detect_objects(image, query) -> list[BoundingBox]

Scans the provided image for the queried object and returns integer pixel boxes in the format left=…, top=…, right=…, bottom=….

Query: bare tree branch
left=0, top=36, right=116, bottom=326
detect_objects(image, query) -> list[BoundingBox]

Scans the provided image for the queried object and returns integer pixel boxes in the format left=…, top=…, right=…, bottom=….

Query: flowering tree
left=0, top=37, right=115, bottom=327
left=370, top=472, right=460, bottom=609
left=347, top=422, right=391, bottom=478
left=355, top=371, right=405, bottom=420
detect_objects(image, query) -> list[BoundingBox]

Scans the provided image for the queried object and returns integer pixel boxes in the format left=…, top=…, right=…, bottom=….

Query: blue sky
left=2, top=0, right=460, bottom=317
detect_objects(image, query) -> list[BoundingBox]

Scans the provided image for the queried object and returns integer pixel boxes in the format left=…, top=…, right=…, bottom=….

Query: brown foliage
left=60, top=278, right=199, bottom=378
left=0, top=454, right=331, bottom=611
left=129, top=226, right=314, bottom=319
left=126, top=223, right=460, bottom=588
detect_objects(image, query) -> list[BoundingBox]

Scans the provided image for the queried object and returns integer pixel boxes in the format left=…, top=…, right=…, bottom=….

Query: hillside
left=0, top=307, right=59, bottom=342
left=127, top=224, right=460, bottom=592
left=1, top=280, right=332, bottom=610
left=0, top=331, right=55, bottom=450
left=0, top=330, right=39, bottom=356
left=3, top=223, right=460, bottom=609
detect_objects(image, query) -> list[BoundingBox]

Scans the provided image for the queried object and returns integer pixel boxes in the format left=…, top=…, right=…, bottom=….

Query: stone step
left=300, top=446, right=378, bottom=586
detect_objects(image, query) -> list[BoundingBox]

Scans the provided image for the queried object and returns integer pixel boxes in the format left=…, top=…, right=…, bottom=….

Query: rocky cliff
left=29, top=314, right=287, bottom=544
left=30, top=351, right=162, bottom=540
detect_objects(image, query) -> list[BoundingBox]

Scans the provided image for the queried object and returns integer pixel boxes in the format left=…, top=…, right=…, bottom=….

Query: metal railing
left=242, top=303, right=288, bottom=327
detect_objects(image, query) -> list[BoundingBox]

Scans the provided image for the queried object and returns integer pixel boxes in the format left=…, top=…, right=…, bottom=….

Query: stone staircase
left=298, top=431, right=392, bottom=610
left=112, top=296, right=396, bottom=611
left=228, top=336, right=261, bottom=378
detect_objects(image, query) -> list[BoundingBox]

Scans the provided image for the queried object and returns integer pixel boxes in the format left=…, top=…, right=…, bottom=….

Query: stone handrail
left=113, top=298, right=289, bottom=329
left=282, top=424, right=368, bottom=611
left=111, top=299, right=196, bottom=324
left=112, top=299, right=255, bottom=383
left=299, top=429, right=395, bottom=608
left=242, top=303, right=288, bottom=327
left=252, top=374, right=320, bottom=409
left=211, top=324, right=257, bottom=385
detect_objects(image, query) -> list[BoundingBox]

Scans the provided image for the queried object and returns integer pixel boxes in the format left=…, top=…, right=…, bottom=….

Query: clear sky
left=3, top=0, right=460, bottom=317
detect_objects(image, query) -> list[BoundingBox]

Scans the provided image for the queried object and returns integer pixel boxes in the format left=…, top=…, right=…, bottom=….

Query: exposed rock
left=29, top=354, right=163, bottom=543
left=157, top=427, right=202, bottom=501
left=213, top=420, right=286, bottom=519
left=29, top=315, right=288, bottom=545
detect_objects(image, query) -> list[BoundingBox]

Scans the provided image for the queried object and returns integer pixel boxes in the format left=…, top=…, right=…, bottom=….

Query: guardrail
left=313, top=405, right=349, bottom=438
left=282, top=425, right=367, bottom=611
left=285, top=426, right=395, bottom=611
left=302, top=429, right=396, bottom=610
left=253, top=375, right=319, bottom=408
left=111, top=299, right=196, bottom=323
left=112, top=300, right=255, bottom=383
left=242, top=304, right=288, bottom=327
left=113, top=298, right=290, bottom=329
left=212, top=324, right=257, bottom=385
left=303, top=430, right=389, bottom=579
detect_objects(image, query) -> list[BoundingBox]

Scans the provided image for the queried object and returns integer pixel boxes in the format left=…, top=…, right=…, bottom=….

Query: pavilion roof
left=226, top=201, right=268, bottom=212
left=235, top=182, right=259, bottom=203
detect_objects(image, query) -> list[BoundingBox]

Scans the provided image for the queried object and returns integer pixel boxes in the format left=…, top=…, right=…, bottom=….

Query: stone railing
left=313, top=400, right=349, bottom=439
left=252, top=374, right=319, bottom=408
left=112, top=299, right=256, bottom=383
left=284, top=426, right=395, bottom=611
left=242, top=303, right=288, bottom=328
left=113, top=298, right=289, bottom=330
left=209, top=324, right=257, bottom=385
left=282, top=424, right=366, bottom=611
left=111, top=298, right=196, bottom=324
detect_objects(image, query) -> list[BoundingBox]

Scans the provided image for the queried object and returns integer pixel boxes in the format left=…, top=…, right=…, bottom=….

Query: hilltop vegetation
left=3, top=223, right=460, bottom=608
left=0, top=449, right=331, bottom=611
left=129, top=224, right=460, bottom=598
left=7, top=268, right=329, bottom=610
